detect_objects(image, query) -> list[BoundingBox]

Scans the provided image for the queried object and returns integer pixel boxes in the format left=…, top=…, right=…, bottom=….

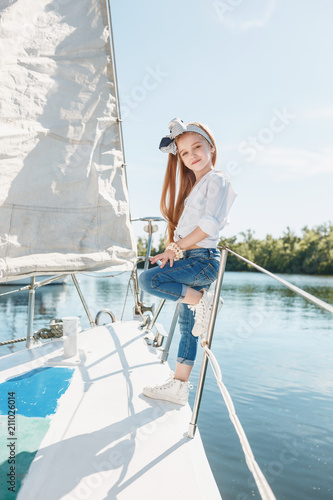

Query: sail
left=0, top=0, right=136, bottom=282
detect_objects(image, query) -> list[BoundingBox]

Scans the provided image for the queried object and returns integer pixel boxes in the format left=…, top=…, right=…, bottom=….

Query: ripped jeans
left=138, top=248, right=220, bottom=366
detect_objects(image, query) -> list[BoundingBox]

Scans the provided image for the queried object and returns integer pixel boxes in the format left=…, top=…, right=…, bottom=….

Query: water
left=1, top=271, right=332, bottom=500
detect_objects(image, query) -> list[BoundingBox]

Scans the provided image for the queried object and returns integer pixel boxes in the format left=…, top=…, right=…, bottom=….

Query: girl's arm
left=176, top=227, right=208, bottom=250
left=150, top=174, right=237, bottom=268
left=150, top=226, right=208, bottom=268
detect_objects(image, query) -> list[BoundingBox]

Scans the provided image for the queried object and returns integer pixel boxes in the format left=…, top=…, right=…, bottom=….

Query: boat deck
left=1, top=321, right=221, bottom=499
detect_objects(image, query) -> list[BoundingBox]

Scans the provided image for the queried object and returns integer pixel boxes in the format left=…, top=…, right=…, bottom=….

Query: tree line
left=137, top=222, right=333, bottom=275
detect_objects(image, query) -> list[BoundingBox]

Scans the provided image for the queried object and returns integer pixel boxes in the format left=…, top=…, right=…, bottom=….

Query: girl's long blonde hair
left=160, top=122, right=217, bottom=244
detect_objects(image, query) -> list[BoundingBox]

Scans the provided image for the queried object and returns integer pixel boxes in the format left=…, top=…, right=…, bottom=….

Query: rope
left=0, top=318, right=63, bottom=347
left=0, top=337, right=31, bottom=346
left=200, top=336, right=277, bottom=500
left=35, top=318, right=63, bottom=339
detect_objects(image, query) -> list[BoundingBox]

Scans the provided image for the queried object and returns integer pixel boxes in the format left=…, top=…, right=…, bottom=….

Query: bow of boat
left=0, top=320, right=221, bottom=500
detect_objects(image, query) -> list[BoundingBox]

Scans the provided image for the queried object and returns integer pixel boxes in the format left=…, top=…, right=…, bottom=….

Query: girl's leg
left=174, top=362, right=192, bottom=382
left=176, top=300, right=198, bottom=377
left=141, top=251, right=220, bottom=403
left=139, top=257, right=212, bottom=305
left=142, top=301, right=197, bottom=405
left=138, top=263, right=188, bottom=303
left=182, top=287, right=203, bottom=306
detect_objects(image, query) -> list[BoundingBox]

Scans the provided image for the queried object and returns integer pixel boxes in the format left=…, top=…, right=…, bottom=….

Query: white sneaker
left=191, top=289, right=223, bottom=337
left=143, top=374, right=190, bottom=405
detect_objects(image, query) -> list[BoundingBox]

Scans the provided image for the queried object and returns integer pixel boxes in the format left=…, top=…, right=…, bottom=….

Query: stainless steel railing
left=188, top=245, right=333, bottom=437
left=131, top=217, right=165, bottom=319
left=27, top=274, right=96, bottom=348
left=188, top=246, right=228, bottom=437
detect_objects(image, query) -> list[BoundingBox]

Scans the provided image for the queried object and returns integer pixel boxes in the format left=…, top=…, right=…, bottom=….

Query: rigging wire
left=121, top=274, right=134, bottom=321
left=0, top=286, right=31, bottom=297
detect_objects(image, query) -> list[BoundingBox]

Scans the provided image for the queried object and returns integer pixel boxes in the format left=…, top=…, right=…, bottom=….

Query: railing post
left=139, top=220, right=154, bottom=304
left=131, top=217, right=165, bottom=316
left=71, top=274, right=95, bottom=327
left=188, top=246, right=229, bottom=438
left=146, top=299, right=166, bottom=333
left=161, top=303, right=180, bottom=363
left=26, top=277, right=36, bottom=348
left=131, top=264, right=143, bottom=317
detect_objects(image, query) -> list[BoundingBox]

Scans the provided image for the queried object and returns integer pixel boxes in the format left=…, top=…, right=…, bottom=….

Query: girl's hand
left=150, top=249, right=176, bottom=268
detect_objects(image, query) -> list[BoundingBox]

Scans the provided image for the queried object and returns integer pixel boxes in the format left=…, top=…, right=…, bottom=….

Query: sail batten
left=0, top=0, right=136, bottom=282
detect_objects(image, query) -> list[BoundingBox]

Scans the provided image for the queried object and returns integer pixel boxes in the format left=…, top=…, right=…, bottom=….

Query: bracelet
left=166, top=242, right=184, bottom=261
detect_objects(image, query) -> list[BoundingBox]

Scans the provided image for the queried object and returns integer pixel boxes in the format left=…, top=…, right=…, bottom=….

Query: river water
left=1, top=271, right=332, bottom=500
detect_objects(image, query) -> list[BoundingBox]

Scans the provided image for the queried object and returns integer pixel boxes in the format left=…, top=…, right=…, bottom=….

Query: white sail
left=0, top=0, right=136, bottom=282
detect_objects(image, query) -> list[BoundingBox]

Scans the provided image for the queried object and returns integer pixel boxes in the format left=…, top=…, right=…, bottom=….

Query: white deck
left=2, top=321, right=222, bottom=499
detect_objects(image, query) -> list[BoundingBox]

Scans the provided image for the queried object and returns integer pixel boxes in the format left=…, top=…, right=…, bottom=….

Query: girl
left=139, top=117, right=237, bottom=405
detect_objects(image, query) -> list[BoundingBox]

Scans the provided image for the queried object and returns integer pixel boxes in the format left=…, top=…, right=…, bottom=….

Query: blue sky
left=111, top=0, right=333, bottom=242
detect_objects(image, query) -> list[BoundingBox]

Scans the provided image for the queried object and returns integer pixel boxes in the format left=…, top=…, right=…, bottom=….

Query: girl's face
left=177, top=132, right=214, bottom=177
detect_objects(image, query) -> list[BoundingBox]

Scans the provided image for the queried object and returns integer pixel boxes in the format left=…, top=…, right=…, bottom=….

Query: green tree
left=137, top=235, right=166, bottom=257
left=218, top=222, right=333, bottom=275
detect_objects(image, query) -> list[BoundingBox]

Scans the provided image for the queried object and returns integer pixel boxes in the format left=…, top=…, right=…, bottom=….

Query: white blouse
left=174, top=169, right=237, bottom=248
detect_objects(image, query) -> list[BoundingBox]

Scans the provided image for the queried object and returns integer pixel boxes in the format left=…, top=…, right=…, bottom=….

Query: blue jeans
left=138, top=248, right=220, bottom=366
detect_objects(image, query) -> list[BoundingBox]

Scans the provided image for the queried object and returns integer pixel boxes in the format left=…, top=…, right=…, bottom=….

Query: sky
left=111, top=0, right=333, bottom=243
